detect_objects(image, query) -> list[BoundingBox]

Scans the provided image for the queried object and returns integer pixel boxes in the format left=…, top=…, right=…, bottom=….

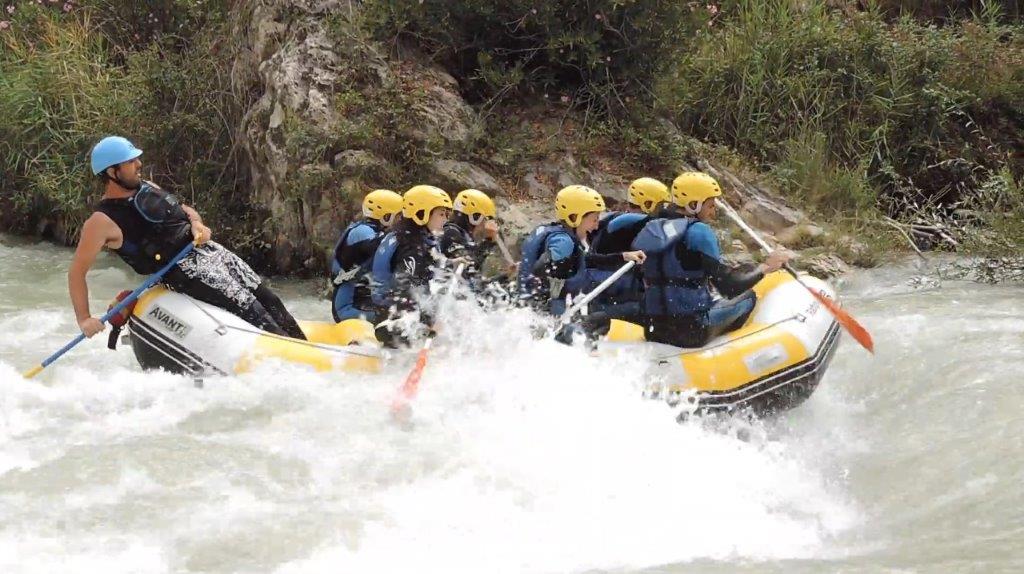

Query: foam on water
left=4, top=240, right=1021, bottom=573
left=0, top=285, right=860, bottom=574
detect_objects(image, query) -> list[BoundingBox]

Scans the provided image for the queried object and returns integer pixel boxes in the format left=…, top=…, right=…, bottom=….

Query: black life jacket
left=95, top=183, right=193, bottom=275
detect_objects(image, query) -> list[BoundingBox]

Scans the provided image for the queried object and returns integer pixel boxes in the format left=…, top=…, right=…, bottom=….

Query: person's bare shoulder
left=79, top=211, right=122, bottom=250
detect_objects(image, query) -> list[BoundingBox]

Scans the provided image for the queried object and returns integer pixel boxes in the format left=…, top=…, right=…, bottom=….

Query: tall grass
left=659, top=0, right=1023, bottom=219
left=0, top=1, right=249, bottom=245
left=0, top=9, right=139, bottom=236
left=871, top=0, right=1021, bottom=22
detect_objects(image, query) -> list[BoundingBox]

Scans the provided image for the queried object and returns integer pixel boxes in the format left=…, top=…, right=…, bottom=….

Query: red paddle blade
left=390, top=346, right=431, bottom=415
left=808, top=288, right=875, bottom=354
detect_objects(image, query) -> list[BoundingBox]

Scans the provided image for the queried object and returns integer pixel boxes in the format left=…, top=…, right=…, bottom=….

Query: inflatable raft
left=601, top=271, right=841, bottom=416
left=126, top=286, right=382, bottom=377
left=124, top=273, right=838, bottom=418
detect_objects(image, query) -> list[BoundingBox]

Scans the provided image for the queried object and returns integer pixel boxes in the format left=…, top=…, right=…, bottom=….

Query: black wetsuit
left=439, top=214, right=496, bottom=278
left=438, top=213, right=516, bottom=303
left=95, top=191, right=306, bottom=340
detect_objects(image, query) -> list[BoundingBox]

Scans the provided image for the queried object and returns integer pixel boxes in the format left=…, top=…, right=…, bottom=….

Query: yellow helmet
left=453, top=189, right=497, bottom=225
left=403, top=185, right=453, bottom=226
left=671, top=172, right=722, bottom=210
left=555, top=185, right=606, bottom=228
left=362, top=189, right=403, bottom=224
left=627, top=177, right=669, bottom=213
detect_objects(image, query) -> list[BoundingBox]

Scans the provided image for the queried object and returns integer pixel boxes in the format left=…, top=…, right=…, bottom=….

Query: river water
left=0, top=236, right=1021, bottom=573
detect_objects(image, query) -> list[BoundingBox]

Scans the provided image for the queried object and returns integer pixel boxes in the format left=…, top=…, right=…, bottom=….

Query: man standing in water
left=69, top=136, right=307, bottom=340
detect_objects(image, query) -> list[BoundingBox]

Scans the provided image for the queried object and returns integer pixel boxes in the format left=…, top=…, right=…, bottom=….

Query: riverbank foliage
left=0, top=0, right=249, bottom=244
left=1, top=0, right=1021, bottom=259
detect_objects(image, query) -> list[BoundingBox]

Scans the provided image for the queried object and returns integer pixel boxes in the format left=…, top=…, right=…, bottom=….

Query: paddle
left=494, top=233, right=517, bottom=266
left=390, top=263, right=465, bottom=420
left=715, top=199, right=874, bottom=353
left=23, top=242, right=196, bottom=379
left=557, top=260, right=636, bottom=328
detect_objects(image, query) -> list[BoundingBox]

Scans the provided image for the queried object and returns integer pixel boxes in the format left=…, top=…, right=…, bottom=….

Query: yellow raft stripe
left=686, top=271, right=808, bottom=391
left=135, top=286, right=381, bottom=375
left=235, top=333, right=381, bottom=375
left=608, top=271, right=813, bottom=393
left=297, top=319, right=377, bottom=347
left=751, top=270, right=793, bottom=299
left=679, top=329, right=808, bottom=392
left=133, top=285, right=168, bottom=317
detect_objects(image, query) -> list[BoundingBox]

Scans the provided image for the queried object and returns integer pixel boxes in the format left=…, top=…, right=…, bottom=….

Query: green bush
left=74, top=0, right=230, bottom=53
left=961, top=168, right=1024, bottom=254
left=659, top=0, right=1024, bottom=217
left=0, top=5, right=140, bottom=237
left=769, top=131, right=877, bottom=215
left=0, top=0, right=251, bottom=247
left=363, top=0, right=711, bottom=115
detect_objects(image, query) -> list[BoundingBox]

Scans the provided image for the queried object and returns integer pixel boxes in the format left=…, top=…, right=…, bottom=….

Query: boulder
left=232, top=0, right=477, bottom=272
left=430, top=160, right=503, bottom=195
left=775, top=224, right=825, bottom=248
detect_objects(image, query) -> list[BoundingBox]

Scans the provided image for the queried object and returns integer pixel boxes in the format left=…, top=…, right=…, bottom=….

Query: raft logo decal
left=147, top=305, right=192, bottom=339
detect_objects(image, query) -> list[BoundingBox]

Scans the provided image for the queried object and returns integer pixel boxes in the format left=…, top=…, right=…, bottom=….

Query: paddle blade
left=390, top=343, right=431, bottom=416
left=23, top=365, right=43, bottom=379
left=808, top=288, right=875, bottom=354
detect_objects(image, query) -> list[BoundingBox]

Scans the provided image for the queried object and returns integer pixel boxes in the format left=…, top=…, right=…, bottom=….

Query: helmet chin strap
left=683, top=200, right=703, bottom=216
left=468, top=212, right=489, bottom=226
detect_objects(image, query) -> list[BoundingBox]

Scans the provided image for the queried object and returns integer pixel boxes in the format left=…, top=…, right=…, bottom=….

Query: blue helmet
left=90, top=136, right=143, bottom=175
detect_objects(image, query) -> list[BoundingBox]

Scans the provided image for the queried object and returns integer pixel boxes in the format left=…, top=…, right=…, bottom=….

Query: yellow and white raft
left=127, top=286, right=382, bottom=376
left=127, top=273, right=839, bottom=416
left=602, top=271, right=842, bottom=416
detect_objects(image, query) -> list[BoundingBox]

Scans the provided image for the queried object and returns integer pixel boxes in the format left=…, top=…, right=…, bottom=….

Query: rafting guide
left=69, top=136, right=307, bottom=341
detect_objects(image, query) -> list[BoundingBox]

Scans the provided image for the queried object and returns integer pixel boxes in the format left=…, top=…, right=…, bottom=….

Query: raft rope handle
left=215, top=323, right=383, bottom=357
left=184, top=296, right=229, bottom=336
left=650, top=313, right=803, bottom=362
left=177, top=296, right=382, bottom=358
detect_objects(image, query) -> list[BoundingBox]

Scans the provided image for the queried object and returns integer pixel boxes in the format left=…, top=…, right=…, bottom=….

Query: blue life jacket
left=370, top=231, right=400, bottom=307
left=632, top=217, right=712, bottom=317
left=517, top=223, right=589, bottom=314
left=331, top=219, right=384, bottom=321
left=331, top=219, right=383, bottom=276
left=588, top=211, right=619, bottom=250
left=580, top=266, right=640, bottom=304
